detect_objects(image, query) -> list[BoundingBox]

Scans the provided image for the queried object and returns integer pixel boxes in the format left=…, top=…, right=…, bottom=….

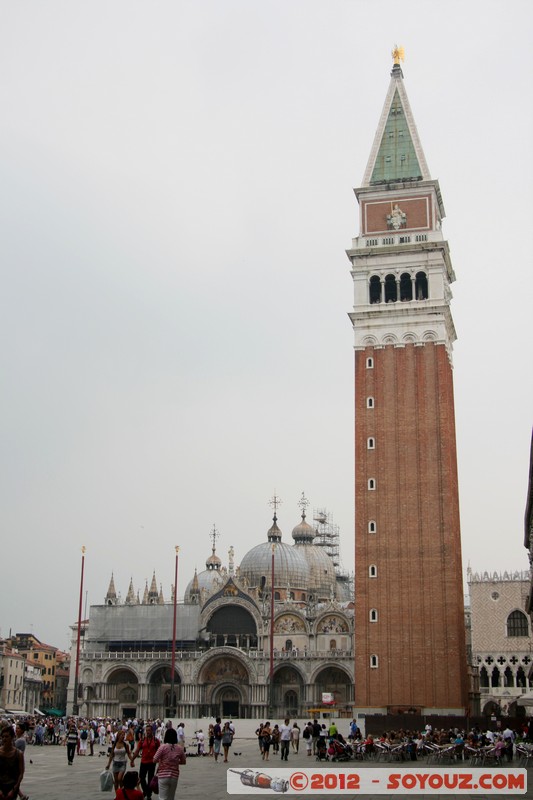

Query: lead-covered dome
left=291, top=513, right=316, bottom=544
left=239, top=516, right=310, bottom=590
left=184, top=543, right=224, bottom=602
left=292, top=511, right=338, bottom=600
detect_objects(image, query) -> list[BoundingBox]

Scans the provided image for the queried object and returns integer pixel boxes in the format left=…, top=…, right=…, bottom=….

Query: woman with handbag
left=105, top=730, right=132, bottom=792
left=153, top=728, right=186, bottom=800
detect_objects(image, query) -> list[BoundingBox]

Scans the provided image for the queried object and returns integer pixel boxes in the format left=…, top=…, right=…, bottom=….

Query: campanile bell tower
left=348, top=53, right=468, bottom=714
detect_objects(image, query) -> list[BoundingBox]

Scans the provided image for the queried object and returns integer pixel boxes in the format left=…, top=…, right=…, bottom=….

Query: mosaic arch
left=198, top=654, right=252, bottom=719
left=316, top=615, right=349, bottom=634
left=199, top=655, right=250, bottom=685
left=274, top=614, right=306, bottom=634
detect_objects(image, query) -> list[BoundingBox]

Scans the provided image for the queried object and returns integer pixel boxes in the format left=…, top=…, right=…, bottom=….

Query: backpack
left=80, top=730, right=88, bottom=740
left=302, top=727, right=310, bottom=739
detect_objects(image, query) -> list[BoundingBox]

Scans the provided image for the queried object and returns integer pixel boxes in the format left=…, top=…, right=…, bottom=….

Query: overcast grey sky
left=1, top=1, right=532, bottom=650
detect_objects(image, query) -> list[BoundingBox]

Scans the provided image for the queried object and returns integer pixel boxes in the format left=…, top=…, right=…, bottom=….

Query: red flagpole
left=169, top=546, right=179, bottom=717
left=73, top=545, right=86, bottom=716
left=269, top=543, right=275, bottom=713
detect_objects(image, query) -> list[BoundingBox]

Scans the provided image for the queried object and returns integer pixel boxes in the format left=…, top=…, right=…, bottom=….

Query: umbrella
left=516, top=692, right=533, bottom=707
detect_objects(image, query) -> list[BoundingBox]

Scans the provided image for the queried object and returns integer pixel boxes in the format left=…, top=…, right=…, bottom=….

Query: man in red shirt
left=131, top=724, right=158, bottom=800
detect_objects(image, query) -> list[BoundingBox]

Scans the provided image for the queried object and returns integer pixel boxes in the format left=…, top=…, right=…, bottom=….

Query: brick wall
left=354, top=342, right=468, bottom=711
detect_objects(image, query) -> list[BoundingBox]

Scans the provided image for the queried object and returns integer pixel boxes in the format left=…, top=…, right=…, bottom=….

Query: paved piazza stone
left=19, top=737, right=533, bottom=800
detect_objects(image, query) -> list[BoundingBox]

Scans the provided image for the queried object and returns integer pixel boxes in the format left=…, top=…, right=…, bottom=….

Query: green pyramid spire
left=369, top=89, right=423, bottom=184
left=362, top=63, right=431, bottom=188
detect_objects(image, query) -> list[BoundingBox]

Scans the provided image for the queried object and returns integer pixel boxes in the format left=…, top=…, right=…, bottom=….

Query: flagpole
left=269, top=542, right=275, bottom=715
left=169, top=545, right=179, bottom=718
left=73, top=545, right=86, bottom=716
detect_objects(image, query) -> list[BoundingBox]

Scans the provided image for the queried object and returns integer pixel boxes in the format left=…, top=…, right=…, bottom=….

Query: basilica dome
left=184, top=544, right=224, bottom=602
left=291, top=512, right=337, bottom=600
left=239, top=516, right=310, bottom=591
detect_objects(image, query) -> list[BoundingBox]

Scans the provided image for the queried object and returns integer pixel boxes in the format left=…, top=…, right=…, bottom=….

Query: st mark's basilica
left=68, top=499, right=354, bottom=720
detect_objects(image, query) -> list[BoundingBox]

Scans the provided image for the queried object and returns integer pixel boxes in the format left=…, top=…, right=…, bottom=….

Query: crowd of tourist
left=0, top=715, right=192, bottom=800
left=254, top=718, right=357, bottom=760
left=349, top=720, right=533, bottom=763
left=1, top=711, right=532, bottom=799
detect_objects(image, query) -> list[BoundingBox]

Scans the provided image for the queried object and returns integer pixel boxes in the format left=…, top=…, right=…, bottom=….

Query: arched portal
left=212, top=684, right=243, bottom=719
left=272, top=666, right=304, bottom=717
left=107, top=668, right=139, bottom=719
left=312, top=666, right=352, bottom=717
left=148, top=665, right=182, bottom=717
left=198, top=655, right=251, bottom=718
left=483, top=700, right=501, bottom=718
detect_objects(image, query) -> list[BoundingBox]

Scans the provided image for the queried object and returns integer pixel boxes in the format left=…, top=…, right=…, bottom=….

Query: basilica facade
left=67, top=507, right=354, bottom=720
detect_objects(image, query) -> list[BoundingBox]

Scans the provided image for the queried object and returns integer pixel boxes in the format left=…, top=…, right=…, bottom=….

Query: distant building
left=12, top=634, right=58, bottom=710
left=0, top=642, right=25, bottom=714
left=468, top=568, right=533, bottom=717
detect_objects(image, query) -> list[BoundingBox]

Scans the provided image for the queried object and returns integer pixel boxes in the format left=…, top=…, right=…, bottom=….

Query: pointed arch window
left=504, top=666, right=514, bottom=687
left=368, top=478, right=376, bottom=490
left=368, top=520, right=376, bottom=533
left=366, top=357, right=374, bottom=369
left=367, top=437, right=375, bottom=450
left=369, top=565, right=377, bottom=578
left=366, top=397, right=374, bottom=409
left=507, top=610, right=529, bottom=637
left=517, top=666, right=527, bottom=688
left=479, top=666, right=489, bottom=688
left=370, top=654, right=379, bottom=668
left=369, top=609, right=378, bottom=622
